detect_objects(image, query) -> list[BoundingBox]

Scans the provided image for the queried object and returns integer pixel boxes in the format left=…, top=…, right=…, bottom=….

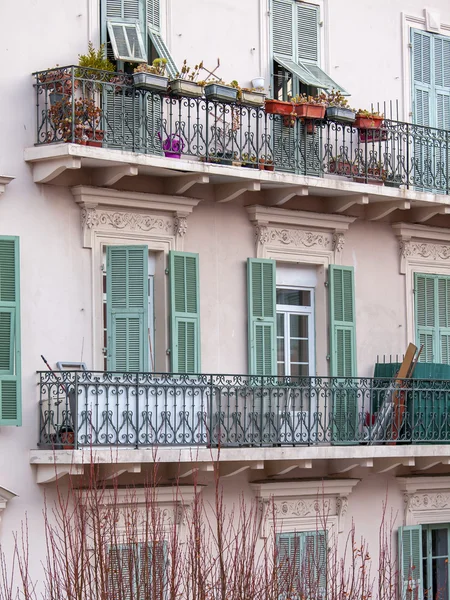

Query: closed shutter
left=276, top=533, right=302, bottom=593
left=109, top=544, right=136, bottom=600
left=303, top=531, right=327, bottom=597
left=140, top=542, right=167, bottom=599
left=147, top=0, right=160, bottom=30
left=272, top=0, right=294, bottom=59
left=0, top=238, right=21, bottom=426
left=104, top=88, right=142, bottom=151
left=272, top=117, right=296, bottom=173
left=412, top=30, right=433, bottom=126
left=297, top=2, right=319, bottom=63
left=438, top=277, right=450, bottom=364
left=247, top=259, right=276, bottom=376
left=169, top=251, right=200, bottom=374
left=415, top=273, right=437, bottom=363
left=106, top=246, right=149, bottom=372
left=398, top=526, right=423, bottom=600
left=145, top=94, right=162, bottom=154
left=106, top=0, right=140, bottom=20
left=329, top=265, right=356, bottom=377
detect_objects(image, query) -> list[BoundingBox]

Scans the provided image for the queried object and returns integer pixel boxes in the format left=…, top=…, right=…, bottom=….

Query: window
left=0, top=237, right=21, bottom=426
left=104, top=247, right=200, bottom=374
left=411, top=29, right=450, bottom=130
left=414, top=273, right=450, bottom=364
left=399, top=524, right=450, bottom=600
left=109, top=541, right=167, bottom=599
left=276, top=287, right=315, bottom=377
left=247, top=260, right=356, bottom=378
left=277, top=531, right=327, bottom=598
left=271, top=0, right=347, bottom=100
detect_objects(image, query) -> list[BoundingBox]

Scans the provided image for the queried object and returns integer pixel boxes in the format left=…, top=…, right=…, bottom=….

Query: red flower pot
left=86, top=129, right=104, bottom=147
left=294, top=104, right=326, bottom=119
left=355, top=115, right=384, bottom=129
left=265, top=99, right=296, bottom=116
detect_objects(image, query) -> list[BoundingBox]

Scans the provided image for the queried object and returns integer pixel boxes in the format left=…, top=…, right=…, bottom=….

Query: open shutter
left=415, top=273, right=437, bottom=363
left=329, top=265, right=356, bottom=377
left=296, top=2, right=319, bottom=63
left=247, top=259, right=276, bottom=376
left=0, top=238, right=21, bottom=426
left=169, top=252, right=200, bottom=374
left=303, top=531, right=327, bottom=598
left=106, top=246, right=148, bottom=372
left=399, top=526, right=423, bottom=600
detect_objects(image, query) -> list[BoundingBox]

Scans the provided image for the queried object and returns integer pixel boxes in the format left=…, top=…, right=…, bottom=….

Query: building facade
left=1, top=0, right=450, bottom=597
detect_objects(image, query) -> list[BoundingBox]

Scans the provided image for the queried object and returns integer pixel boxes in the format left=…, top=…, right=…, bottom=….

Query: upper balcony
left=25, top=66, right=450, bottom=223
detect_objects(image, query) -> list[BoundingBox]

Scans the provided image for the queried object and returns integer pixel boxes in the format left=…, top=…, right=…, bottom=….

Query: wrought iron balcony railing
left=34, top=66, right=450, bottom=194
left=38, top=370, right=450, bottom=448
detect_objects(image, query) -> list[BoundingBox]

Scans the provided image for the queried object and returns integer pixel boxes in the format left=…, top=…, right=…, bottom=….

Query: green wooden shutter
left=437, top=277, right=450, bottom=364
left=276, top=533, right=301, bottom=592
left=415, top=273, right=437, bottom=363
left=412, top=29, right=433, bottom=126
left=272, top=0, right=295, bottom=59
left=106, top=0, right=140, bottom=20
left=106, top=246, right=149, bottom=372
left=296, top=2, right=319, bottom=63
left=303, top=531, right=327, bottom=596
left=141, top=542, right=167, bottom=598
left=147, top=0, right=160, bottom=30
left=0, top=238, right=21, bottom=426
left=169, top=251, right=200, bottom=374
left=399, top=526, right=423, bottom=600
left=247, top=259, right=276, bottom=376
left=329, top=265, right=356, bottom=377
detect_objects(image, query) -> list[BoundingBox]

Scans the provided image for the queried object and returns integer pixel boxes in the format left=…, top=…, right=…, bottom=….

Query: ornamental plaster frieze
left=398, top=476, right=450, bottom=525
left=393, top=223, right=450, bottom=274
left=247, top=205, right=355, bottom=263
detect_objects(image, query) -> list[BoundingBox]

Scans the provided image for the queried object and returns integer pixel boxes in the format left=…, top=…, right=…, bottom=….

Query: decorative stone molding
left=251, top=479, right=359, bottom=536
left=393, top=223, right=450, bottom=275
left=0, top=486, right=17, bottom=527
left=71, top=186, right=200, bottom=249
left=398, top=476, right=450, bottom=525
left=247, top=205, right=355, bottom=265
left=0, top=176, right=14, bottom=195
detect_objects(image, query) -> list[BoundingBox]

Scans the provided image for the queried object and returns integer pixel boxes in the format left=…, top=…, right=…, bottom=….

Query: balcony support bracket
left=165, top=174, right=209, bottom=195
left=264, top=186, right=308, bottom=206
left=373, top=458, right=415, bottom=473
left=102, top=463, right=142, bottom=480
left=33, top=157, right=82, bottom=184
left=264, top=460, right=312, bottom=477
left=366, top=200, right=410, bottom=221
left=329, top=458, right=373, bottom=475
left=410, top=206, right=450, bottom=223
left=36, top=463, right=84, bottom=484
left=92, top=165, right=138, bottom=187
left=215, top=182, right=260, bottom=203
left=328, top=194, right=369, bottom=214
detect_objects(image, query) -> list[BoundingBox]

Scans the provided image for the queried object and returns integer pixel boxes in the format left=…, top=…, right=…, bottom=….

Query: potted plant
left=328, top=155, right=359, bottom=177
left=320, top=90, right=356, bottom=123
left=169, top=60, right=205, bottom=98
left=242, top=153, right=258, bottom=168
left=265, top=98, right=296, bottom=116
left=77, top=43, right=115, bottom=81
left=293, top=94, right=326, bottom=120
left=230, top=81, right=265, bottom=107
left=353, top=161, right=386, bottom=185
left=264, top=157, right=274, bottom=171
left=355, top=109, right=384, bottom=129
left=133, top=58, right=169, bottom=92
left=204, top=79, right=238, bottom=103
left=48, top=97, right=103, bottom=145
left=39, top=67, right=75, bottom=105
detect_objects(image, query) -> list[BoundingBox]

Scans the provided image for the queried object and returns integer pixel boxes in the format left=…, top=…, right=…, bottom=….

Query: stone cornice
left=252, top=479, right=359, bottom=499
left=397, top=476, right=450, bottom=525
left=247, top=205, right=356, bottom=231
left=393, top=223, right=450, bottom=274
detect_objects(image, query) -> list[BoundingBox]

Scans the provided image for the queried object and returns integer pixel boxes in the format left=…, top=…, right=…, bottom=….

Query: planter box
left=359, top=128, right=388, bottom=142
left=353, top=176, right=384, bottom=186
left=294, top=104, right=326, bottom=119
left=204, top=83, right=238, bottom=103
left=240, top=90, right=265, bottom=107
left=355, top=115, right=384, bottom=129
left=84, top=128, right=104, bottom=148
left=169, top=79, right=204, bottom=98
left=329, top=160, right=358, bottom=177
left=133, top=72, right=168, bottom=92
left=326, top=106, right=356, bottom=123
left=265, top=99, right=295, bottom=116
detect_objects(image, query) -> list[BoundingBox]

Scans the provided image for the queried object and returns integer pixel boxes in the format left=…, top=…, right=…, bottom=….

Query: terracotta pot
left=265, top=164, right=275, bottom=172
left=294, top=104, right=326, bottom=119
left=86, top=129, right=104, bottom=147
left=355, top=115, right=384, bottom=129
left=265, top=99, right=296, bottom=116
left=329, top=160, right=358, bottom=177
left=60, top=428, right=75, bottom=450
left=359, top=128, right=388, bottom=142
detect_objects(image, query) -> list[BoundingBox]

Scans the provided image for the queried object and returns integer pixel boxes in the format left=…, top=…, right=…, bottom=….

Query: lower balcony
left=38, top=370, right=450, bottom=448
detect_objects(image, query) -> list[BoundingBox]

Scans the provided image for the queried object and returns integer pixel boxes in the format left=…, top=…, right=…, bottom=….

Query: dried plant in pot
left=47, top=96, right=103, bottom=145
left=292, top=94, right=326, bottom=120
left=133, top=58, right=169, bottom=92
left=355, top=108, right=384, bottom=129
left=204, top=79, right=238, bottom=103
left=169, top=60, right=205, bottom=98
left=264, top=98, right=296, bottom=116
left=231, top=81, right=265, bottom=107
left=320, top=89, right=356, bottom=123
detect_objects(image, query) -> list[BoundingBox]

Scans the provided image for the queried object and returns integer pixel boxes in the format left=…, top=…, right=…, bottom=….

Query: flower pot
left=251, top=77, right=265, bottom=89
left=353, top=175, right=384, bottom=186
left=85, top=129, right=104, bottom=147
left=204, top=83, right=238, bottom=103
left=359, top=128, right=388, bottom=142
left=329, top=160, right=358, bottom=177
left=294, top=103, right=326, bottom=119
left=169, top=79, right=204, bottom=98
left=326, top=106, right=356, bottom=123
left=265, top=163, right=275, bottom=172
left=59, top=427, right=75, bottom=450
left=216, top=151, right=234, bottom=165
left=133, top=72, right=169, bottom=92
left=355, top=115, right=384, bottom=129
left=240, top=90, right=265, bottom=107
left=49, top=92, right=64, bottom=106
left=265, top=99, right=295, bottom=116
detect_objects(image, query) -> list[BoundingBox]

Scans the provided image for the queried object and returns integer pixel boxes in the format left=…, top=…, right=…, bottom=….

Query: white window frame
left=107, top=21, right=147, bottom=62
left=276, top=285, right=315, bottom=377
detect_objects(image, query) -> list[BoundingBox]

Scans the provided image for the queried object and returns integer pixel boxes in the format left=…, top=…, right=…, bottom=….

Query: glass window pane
left=432, top=557, right=448, bottom=600
left=432, top=529, right=448, bottom=556
left=277, top=312, right=284, bottom=334
left=291, top=363, right=309, bottom=377
left=278, top=363, right=285, bottom=377
left=290, top=339, right=309, bottom=363
left=277, top=338, right=285, bottom=361
left=290, top=314, right=309, bottom=338
left=276, top=289, right=311, bottom=306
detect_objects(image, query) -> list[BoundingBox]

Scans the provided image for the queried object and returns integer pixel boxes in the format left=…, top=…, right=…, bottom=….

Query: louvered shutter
left=106, top=0, right=140, bottom=20
left=398, top=526, right=423, bottom=600
left=415, top=273, right=437, bottom=363
left=435, top=36, right=450, bottom=191
left=109, top=544, right=137, bottom=600
left=272, top=0, right=294, bottom=59
left=303, top=531, right=327, bottom=598
left=0, top=238, right=21, bottom=426
left=104, top=90, right=142, bottom=151
left=140, top=542, right=167, bottom=599
left=329, top=265, right=356, bottom=377
left=147, top=0, right=160, bottom=30
left=169, top=252, right=200, bottom=373
left=247, top=259, right=276, bottom=376
left=106, top=246, right=149, bottom=372
left=437, top=277, right=450, bottom=364
left=297, top=2, right=319, bottom=63
left=276, top=533, right=302, bottom=594
left=412, top=30, right=433, bottom=127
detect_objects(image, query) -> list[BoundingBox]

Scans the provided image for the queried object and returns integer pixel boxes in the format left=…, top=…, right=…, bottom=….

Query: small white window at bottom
left=107, top=21, right=147, bottom=63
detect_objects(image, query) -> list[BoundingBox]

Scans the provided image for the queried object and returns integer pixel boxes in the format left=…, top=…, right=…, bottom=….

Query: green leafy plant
left=134, top=58, right=168, bottom=76
left=76, top=42, right=115, bottom=82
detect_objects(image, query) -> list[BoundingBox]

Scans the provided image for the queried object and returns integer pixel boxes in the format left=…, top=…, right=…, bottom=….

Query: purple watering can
left=157, top=133, right=185, bottom=159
